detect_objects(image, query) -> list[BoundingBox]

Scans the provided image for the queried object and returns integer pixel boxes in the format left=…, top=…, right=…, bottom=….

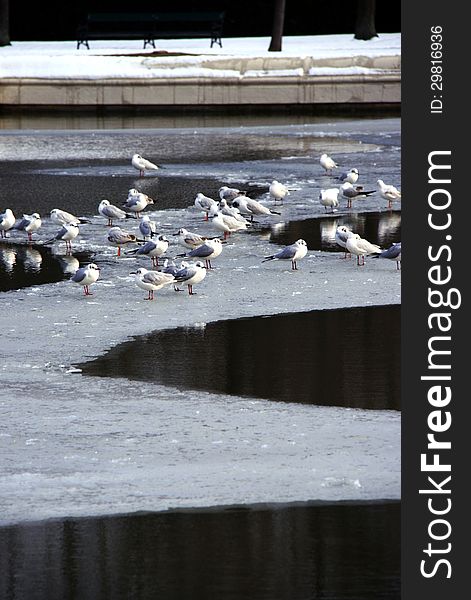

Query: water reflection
left=0, top=242, right=94, bottom=292
left=258, top=211, right=401, bottom=251
left=0, top=501, right=400, bottom=600
left=80, top=305, right=400, bottom=410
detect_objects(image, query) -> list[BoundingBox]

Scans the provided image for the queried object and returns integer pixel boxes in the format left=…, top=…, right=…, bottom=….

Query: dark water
left=80, top=305, right=400, bottom=410
left=0, top=242, right=94, bottom=292
left=260, top=210, right=401, bottom=251
left=0, top=501, right=400, bottom=600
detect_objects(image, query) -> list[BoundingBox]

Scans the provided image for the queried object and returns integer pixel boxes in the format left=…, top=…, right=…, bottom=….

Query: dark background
left=9, top=0, right=401, bottom=41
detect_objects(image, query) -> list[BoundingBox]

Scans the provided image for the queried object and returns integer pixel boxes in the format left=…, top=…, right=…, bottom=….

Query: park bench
left=76, top=12, right=225, bottom=50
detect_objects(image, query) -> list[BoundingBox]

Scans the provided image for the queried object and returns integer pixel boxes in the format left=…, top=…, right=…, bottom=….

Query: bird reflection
left=21, top=247, right=43, bottom=272
left=0, top=247, right=17, bottom=272
left=57, top=254, right=80, bottom=275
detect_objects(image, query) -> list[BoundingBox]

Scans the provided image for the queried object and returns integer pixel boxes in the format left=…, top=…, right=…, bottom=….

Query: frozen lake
left=0, top=114, right=400, bottom=598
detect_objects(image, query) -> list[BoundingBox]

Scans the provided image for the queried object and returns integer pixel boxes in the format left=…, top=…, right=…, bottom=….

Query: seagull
left=131, top=267, right=175, bottom=300
left=262, top=239, right=308, bottom=270
left=194, top=193, right=218, bottom=221
left=176, top=238, right=223, bottom=270
left=98, top=199, right=131, bottom=227
left=0, top=208, right=15, bottom=238
left=346, top=233, right=382, bottom=266
left=50, top=208, right=90, bottom=226
left=269, top=180, right=290, bottom=204
left=107, top=226, right=139, bottom=256
left=210, top=211, right=248, bottom=239
left=13, top=213, right=42, bottom=242
left=139, top=215, right=157, bottom=239
left=335, top=225, right=353, bottom=259
left=219, top=186, right=245, bottom=202
left=126, top=235, right=169, bottom=267
left=337, top=168, right=359, bottom=184
left=173, top=227, right=207, bottom=249
left=71, top=263, right=100, bottom=296
left=341, top=182, right=376, bottom=209
left=43, top=222, right=80, bottom=253
left=131, top=154, right=160, bottom=177
left=319, top=188, right=340, bottom=212
left=174, top=261, right=207, bottom=295
left=377, top=179, right=402, bottom=208
left=218, top=199, right=251, bottom=224
left=231, top=196, right=281, bottom=221
left=320, top=153, right=338, bottom=175
left=123, top=189, right=155, bottom=216
left=372, top=242, right=402, bottom=270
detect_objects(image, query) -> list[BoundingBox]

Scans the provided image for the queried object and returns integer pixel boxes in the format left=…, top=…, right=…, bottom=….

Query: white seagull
left=131, top=267, right=175, bottom=300
left=341, top=182, right=376, bottom=209
left=50, top=208, right=90, bottom=226
left=174, top=261, right=207, bottom=295
left=372, top=242, right=402, bottom=270
left=123, top=189, right=155, bottom=216
left=320, top=153, right=338, bottom=175
left=13, top=213, right=42, bottom=242
left=269, top=180, right=290, bottom=204
left=173, top=227, right=207, bottom=249
left=107, top=226, right=139, bottom=256
left=71, top=263, right=100, bottom=296
left=319, top=188, right=340, bottom=212
left=377, top=179, right=402, bottom=208
left=0, top=208, right=15, bottom=238
left=139, top=215, right=157, bottom=239
left=337, top=168, right=359, bottom=184
left=346, top=233, right=382, bottom=266
left=43, top=222, right=80, bottom=253
left=177, top=238, right=223, bottom=270
left=262, top=239, right=308, bottom=270
left=194, top=193, right=218, bottom=221
left=131, top=154, right=160, bottom=177
left=218, top=186, right=245, bottom=202
left=210, top=211, right=248, bottom=239
left=127, top=235, right=169, bottom=267
left=98, top=199, right=130, bottom=227
left=231, top=196, right=281, bottom=221
left=335, top=225, right=353, bottom=259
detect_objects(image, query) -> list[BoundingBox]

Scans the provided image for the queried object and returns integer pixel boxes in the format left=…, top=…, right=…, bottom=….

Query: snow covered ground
left=0, top=34, right=400, bottom=80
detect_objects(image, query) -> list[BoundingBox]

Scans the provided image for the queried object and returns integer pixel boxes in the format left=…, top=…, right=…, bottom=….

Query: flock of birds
left=0, top=152, right=401, bottom=299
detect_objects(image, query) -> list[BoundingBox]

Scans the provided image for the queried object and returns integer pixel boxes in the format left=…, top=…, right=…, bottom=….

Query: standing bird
left=337, top=168, right=359, bottom=184
left=269, top=180, right=290, bottom=204
left=131, top=267, right=175, bottom=300
left=262, top=239, right=308, bottom=270
left=139, top=215, right=157, bottom=239
left=341, top=182, right=376, bottom=209
left=320, top=153, right=338, bottom=175
left=319, top=188, right=340, bottom=213
left=210, top=211, right=248, bottom=239
left=123, top=189, right=155, bottom=217
left=173, top=227, right=207, bottom=250
left=126, top=235, right=169, bottom=268
left=335, top=225, right=353, bottom=259
left=219, top=186, right=245, bottom=202
left=174, top=261, right=207, bottom=295
left=231, top=196, right=281, bottom=222
left=107, top=227, right=139, bottom=256
left=131, top=154, right=160, bottom=177
left=194, top=193, right=218, bottom=221
left=218, top=199, right=251, bottom=224
left=345, top=233, right=382, bottom=266
left=71, top=263, right=100, bottom=296
left=372, top=242, right=402, bottom=270
left=50, top=208, right=90, bottom=226
left=0, top=208, right=15, bottom=238
left=377, top=179, right=402, bottom=209
left=98, top=199, right=131, bottom=227
left=177, top=238, right=223, bottom=270
left=13, top=213, right=42, bottom=242
left=43, top=222, right=80, bottom=254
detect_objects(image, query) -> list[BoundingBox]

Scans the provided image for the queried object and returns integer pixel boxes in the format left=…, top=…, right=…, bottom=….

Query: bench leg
left=210, top=37, right=222, bottom=48
left=144, top=39, right=156, bottom=49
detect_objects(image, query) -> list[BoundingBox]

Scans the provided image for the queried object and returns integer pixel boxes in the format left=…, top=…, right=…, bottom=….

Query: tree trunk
left=268, top=0, right=286, bottom=52
left=0, top=0, right=10, bottom=46
left=354, top=0, right=378, bottom=41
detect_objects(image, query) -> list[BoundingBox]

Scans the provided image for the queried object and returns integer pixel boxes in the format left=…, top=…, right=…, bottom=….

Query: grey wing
left=189, top=244, right=212, bottom=258
left=103, top=205, right=124, bottom=218
left=175, top=266, right=196, bottom=282
left=14, top=218, right=28, bottom=230
left=381, top=243, right=402, bottom=258
left=275, top=245, right=297, bottom=259
left=137, top=241, right=156, bottom=255
left=71, top=269, right=86, bottom=283
left=56, top=225, right=68, bottom=239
